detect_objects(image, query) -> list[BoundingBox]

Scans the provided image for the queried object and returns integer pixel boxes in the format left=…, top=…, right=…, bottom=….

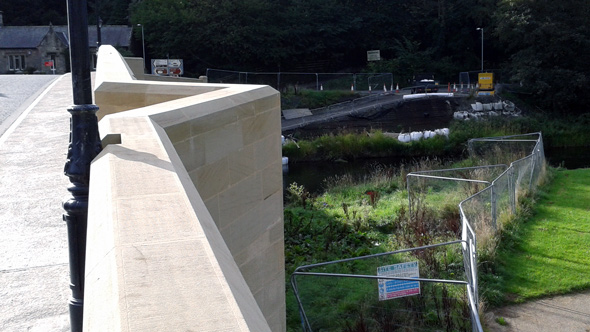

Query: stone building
left=0, top=11, right=132, bottom=74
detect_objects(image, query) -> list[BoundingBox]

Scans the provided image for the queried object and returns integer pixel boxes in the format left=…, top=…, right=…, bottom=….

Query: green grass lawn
left=492, top=168, right=590, bottom=303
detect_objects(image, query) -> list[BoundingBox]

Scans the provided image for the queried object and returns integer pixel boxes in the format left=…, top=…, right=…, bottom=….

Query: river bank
left=282, top=114, right=590, bottom=164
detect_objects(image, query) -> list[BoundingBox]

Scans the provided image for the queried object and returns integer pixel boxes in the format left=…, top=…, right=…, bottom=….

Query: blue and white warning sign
left=377, top=261, right=420, bottom=301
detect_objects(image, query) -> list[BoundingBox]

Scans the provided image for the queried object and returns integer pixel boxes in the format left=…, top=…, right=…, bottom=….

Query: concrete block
left=163, top=119, right=191, bottom=144
left=203, top=122, right=244, bottom=165
left=174, top=135, right=206, bottom=172
left=228, top=144, right=257, bottom=185
left=242, top=109, right=278, bottom=146
left=190, top=157, right=230, bottom=201
left=115, top=193, right=197, bottom=244
left=218, top=173, right=263, bottom=224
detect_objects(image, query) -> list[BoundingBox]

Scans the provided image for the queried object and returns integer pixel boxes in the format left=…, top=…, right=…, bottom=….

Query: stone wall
left=85, top=45, right=285, bottom=331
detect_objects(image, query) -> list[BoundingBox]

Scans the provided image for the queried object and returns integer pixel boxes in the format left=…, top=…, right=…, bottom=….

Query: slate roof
left=88, top=26, right=133, bottom=47
left=0, top=25, right=132, bottom=49
left=0, top=26, right=52, bottom=48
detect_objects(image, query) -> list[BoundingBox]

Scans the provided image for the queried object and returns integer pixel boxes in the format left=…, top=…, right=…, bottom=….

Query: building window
left=8, top=55, right=26, bottom=71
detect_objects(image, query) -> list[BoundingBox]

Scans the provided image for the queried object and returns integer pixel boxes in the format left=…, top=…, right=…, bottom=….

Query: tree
left=130, top=0, right=288, bottom=74
left=494, top=0, right=590, bottom=113
left=2, top=0, right=67, bottom=25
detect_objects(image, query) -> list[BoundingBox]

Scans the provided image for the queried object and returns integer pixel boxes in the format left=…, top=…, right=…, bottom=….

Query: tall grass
left=283, top=131, right=452, bottom=162
left=284, top=157, right=481, bottom=331
left=284, top=130, right=558, bottom=330
left=283, top=114, right=590, bottom=162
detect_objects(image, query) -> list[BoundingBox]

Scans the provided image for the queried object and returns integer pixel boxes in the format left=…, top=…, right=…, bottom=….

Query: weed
left=495, top=316, right=508, bottom=326
left=286, top=182, right=311, bottom=208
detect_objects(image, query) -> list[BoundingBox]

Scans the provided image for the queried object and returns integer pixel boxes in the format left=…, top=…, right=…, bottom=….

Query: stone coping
left=84, top=45, right=280, bottom=331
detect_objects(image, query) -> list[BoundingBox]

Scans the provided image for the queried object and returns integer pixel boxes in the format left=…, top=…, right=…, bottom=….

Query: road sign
left=151, top=59, right=184, bottom=76
left=367, top=50, right=381, bottom=61
left=378, top=261, right=420, bottom=300
left=44, top=61, right=54, bottom=67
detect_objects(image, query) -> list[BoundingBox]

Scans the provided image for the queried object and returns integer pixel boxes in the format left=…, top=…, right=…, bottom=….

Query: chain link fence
left=206, top=69, right=394, bottom=92
left=290, top=132, right=545, bottom=331
left=291, top=240, right=481, bottom=332
left=407, top=133, right=545, bottom=240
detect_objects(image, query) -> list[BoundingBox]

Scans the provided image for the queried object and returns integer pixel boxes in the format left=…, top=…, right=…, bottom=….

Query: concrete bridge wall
left=85, top=45, right=285, bottom=331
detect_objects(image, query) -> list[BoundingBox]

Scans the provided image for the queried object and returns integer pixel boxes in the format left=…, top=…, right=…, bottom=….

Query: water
left=283, top=147, right=590, bottom=195
left=282, top=157, right=414, bottom=195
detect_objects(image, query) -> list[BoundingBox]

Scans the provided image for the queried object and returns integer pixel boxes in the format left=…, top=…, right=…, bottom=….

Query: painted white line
left=0, top=75, right=65, bottom=146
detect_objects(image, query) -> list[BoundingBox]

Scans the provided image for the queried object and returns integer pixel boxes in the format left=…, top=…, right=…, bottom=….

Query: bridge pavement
left=1, top=74, right=72, bottom=331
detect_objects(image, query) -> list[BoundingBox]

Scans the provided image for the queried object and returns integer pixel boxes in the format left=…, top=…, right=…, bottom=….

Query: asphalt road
left=0, top=75, right=59, bottom=138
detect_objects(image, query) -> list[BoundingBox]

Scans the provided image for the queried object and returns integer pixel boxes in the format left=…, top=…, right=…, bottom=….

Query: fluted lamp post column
left=63, top=0, right=101, bottom=331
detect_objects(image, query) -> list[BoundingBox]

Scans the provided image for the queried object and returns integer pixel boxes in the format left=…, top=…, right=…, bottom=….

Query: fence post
left=528, top=153, right=537, bottom=192
left=406, top=174, right=412, bottom=216
left=315, top=73, right=319, bottom=91
left=467, top=139, right=475, bottom=157
left=509, top=166, right=516, bottom=214
left=490, top=184, right=497, bottom=231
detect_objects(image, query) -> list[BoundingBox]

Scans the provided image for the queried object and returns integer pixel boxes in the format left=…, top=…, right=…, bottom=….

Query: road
left=0, top=75, right=59, bottom=138
left=282, top=92, right=405, bottom=131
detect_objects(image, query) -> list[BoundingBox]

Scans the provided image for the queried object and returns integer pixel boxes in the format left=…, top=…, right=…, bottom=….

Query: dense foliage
left=284, top=162, right=472, bottom=331
left=4, top=0, right=589, bottom=112
left=494, top=0, right=590, bottom=114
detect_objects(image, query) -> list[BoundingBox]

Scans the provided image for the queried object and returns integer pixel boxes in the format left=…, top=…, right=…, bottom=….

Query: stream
left=282, top=146, right=590, bottom=195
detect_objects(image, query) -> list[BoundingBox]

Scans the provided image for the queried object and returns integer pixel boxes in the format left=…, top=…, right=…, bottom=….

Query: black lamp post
left=63, top=0, right=101, bottom=331
left=96, top=0, right=102, bottom=47
left=137, top=24, right=146, bottom=73
left=97, top=17, right=102, bottom=47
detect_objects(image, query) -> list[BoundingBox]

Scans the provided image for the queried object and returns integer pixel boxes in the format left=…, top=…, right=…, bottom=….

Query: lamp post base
left=63, top=103, right=101, bottom=332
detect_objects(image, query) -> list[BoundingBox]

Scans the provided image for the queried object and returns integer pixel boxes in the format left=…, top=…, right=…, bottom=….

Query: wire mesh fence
left=406, top=165, right=508, bottom=219
left=290, top=132, right=545, bottom=332
left=291, top=241, right=479, bottom=332
left=206, top=69, right=394, bottom=92
left=407, top=133, right=545, bottom=239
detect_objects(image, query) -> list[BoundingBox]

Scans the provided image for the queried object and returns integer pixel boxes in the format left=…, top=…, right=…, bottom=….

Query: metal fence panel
left=291, top=133, right=545, bottom=332
left=292, top=242, right=472, bottom=332
left=206, top=68, right=393, bottom=92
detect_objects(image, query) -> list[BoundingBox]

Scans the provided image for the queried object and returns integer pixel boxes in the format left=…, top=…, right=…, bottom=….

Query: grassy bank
left=481, top=167, right=590, bottom=306
left=284, top=154, right=590, bottom=330
left=282, top=114, right=590, bottom=162
left=284, top=160, right=471, bottom=331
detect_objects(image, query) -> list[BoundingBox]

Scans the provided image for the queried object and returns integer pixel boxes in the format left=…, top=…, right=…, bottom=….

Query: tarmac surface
left=1, top=74, right=71, bottom=332
left=0, top=75, right=59, bottom=137
left=485, top=291, right=590, bottom=331
left=0, top=74, right=589, bottom=331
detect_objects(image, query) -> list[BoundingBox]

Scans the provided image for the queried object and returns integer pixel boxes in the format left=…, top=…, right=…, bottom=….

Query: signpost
left=377, top=261, right=420, bottom=301
left=44, top=61, right=56, bottom=74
